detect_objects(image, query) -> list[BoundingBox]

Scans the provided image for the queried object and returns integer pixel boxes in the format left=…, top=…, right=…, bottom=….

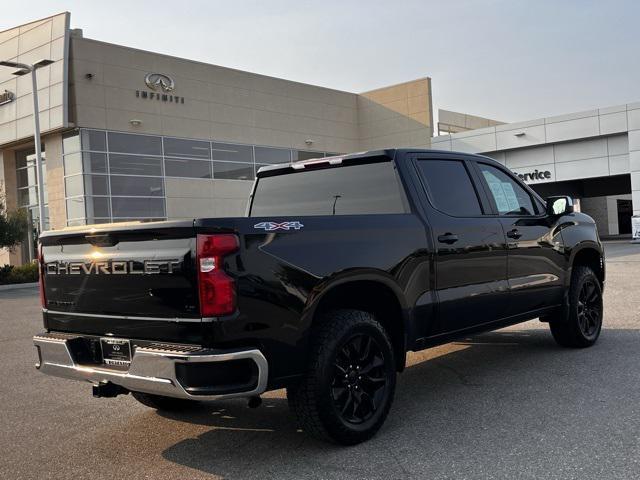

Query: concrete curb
left=0, top=282, right=38, bottom=291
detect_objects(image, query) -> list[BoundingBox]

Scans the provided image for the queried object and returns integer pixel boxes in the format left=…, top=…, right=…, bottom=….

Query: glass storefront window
left=64, top=175, right=84, bottom=197
left=83, top=152, right=108, bottom=174
left=86, top=218, right=112, bottom=225
left=109, top=154, right=163, bottom=176
left=110, top=176, right=164, bottom=197
left=107, top=132, right=162, bottom=155
left=81, top=129, right=107, bottom=152
left=293, top=150, right=324, bottom=161
left=84, top=175, right=109, bottom=196
left=65, top=152, right=109, bottom=175
left=66, top=197, right=85, bottom=220
left=213, top=161, right=254, bottom=180
left=86, top=197, right=111, bottom=218
left=164, top=138, right=211, bottom=159
left=63, top=128, right=341, bottom=226
left=212, top=142, right=253, bottom=162
left=62, top=132, right=81, bottom=154
left=111, top=197, right=165, bottom=218
left=165, top=158, right=212, bottom=178
left=254, top=146, right=291, bottom=164
left=18, top=187, right=39, bottom=207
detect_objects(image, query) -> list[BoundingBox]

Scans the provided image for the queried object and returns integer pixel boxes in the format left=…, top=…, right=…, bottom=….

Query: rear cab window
left=249, top=161, right=408, bottom=216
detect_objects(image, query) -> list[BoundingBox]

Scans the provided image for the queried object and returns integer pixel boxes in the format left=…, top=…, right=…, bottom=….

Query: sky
left=3, top=0, right=640, bottom=124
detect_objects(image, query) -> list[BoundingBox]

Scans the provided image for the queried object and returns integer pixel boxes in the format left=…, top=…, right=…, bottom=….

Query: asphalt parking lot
left=1, top=241, right=639, bottom=480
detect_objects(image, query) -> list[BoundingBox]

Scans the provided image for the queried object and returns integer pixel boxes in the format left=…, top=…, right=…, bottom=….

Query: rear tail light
left=37, top=243, right=46, bottom=308
left=196, top=234, right=239, bottom=317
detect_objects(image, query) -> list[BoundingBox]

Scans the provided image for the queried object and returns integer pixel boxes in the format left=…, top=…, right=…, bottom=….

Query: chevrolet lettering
left=45, top=259, right=181, bottom=275
left=34, top=149, right=605, bottom=445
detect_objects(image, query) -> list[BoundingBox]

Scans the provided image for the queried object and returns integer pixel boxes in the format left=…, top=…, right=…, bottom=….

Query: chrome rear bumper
left=33, top=332, right=268, bottom=401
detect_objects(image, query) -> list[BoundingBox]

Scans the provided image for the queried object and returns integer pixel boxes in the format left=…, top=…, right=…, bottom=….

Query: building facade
left=432, top=105, right=640, bottom=238
left=0, top=13, right=433, bottom=265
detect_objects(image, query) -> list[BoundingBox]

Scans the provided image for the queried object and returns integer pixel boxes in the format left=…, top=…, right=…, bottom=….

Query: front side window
left=477, top=163, right=535, bottom=216
left=417, top=159, right=482, bottom=217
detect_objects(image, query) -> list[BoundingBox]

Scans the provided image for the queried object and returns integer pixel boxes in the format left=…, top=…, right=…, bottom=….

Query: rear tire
left=287, top=309, right=397, bottom=445
left=549, top=265, right=603, bottom=348
left=131, top=391, right=200, bottom=411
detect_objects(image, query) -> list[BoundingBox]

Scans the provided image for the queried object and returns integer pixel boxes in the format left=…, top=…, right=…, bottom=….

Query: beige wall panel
left=0, top=36, right=19, bottom=61
left=165, top=178, right=214, bottom=199
left=214, top=199, right=248, bottom=217
left=0, top=13, right=70, bottom=147
left=166, top=197, right=214, bottom=219
left=44, top=134, right=66, bottom=230
left=212, top=179, right=252, bottom=199
left=599, top=111, right=627, bottom=135
left=358, top=78, right=432, bottom=148
left=74, top=105, right=107, bottom=129
left=104, top=109, right=162, bottom=134
left=75, top=83, right=107, bottom=108
left=68, top=37, right=365, bottom=151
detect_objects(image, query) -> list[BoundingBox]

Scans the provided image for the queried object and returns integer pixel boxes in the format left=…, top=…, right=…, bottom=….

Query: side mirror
left=546, top=196, right=574, bottom=216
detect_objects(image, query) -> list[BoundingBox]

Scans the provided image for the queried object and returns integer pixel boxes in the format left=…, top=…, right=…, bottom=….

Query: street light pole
left=29, top=67, right=46, bottom=232
left=0, top=59, right=53, bottom=233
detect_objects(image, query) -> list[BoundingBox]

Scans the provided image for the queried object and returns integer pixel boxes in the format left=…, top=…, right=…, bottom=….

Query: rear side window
left=250, top=162, right=407, bottom=216
left=417, top=160, right=482, bottom=216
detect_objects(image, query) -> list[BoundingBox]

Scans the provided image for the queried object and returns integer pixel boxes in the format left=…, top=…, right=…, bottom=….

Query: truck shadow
left=155, top=326, right=635, bottom=479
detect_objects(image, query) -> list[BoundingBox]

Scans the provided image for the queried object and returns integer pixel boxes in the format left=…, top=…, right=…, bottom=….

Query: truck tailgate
left=40, top=221, right=199, bottom=320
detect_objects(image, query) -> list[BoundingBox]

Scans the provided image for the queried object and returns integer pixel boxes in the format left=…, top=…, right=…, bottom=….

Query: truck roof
left=256, top=148, right=500, bottom=177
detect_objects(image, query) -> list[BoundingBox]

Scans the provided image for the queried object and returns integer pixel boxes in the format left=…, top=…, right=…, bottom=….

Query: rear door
left=413, top=155, right=509, bottom=335
left=472, top=161, right=566, bottom=316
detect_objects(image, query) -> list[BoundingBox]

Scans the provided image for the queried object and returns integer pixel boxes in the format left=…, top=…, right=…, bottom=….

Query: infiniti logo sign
left=144, top=73, right=175, bottom=92
left=136, top=73, right=184, bottom=104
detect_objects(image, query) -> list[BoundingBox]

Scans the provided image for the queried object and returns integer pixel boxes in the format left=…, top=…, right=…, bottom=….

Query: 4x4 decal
left=253, top=221, right=304, bottom=231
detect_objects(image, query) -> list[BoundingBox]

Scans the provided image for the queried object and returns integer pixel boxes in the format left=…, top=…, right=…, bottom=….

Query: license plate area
left=100, top=338, right=132, bottom=367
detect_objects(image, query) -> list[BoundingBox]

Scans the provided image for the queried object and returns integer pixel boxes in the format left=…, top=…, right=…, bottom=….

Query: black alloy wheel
left=577, top=279, right=602, bottom=339
left=287, top=309, right=397, bottom=445
left=549, top=265, right=603, bottom=348
left=331, top=334, right=389, bottom=425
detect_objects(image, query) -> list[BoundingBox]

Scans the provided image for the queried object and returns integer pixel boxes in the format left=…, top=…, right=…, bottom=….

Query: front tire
left=549, top=265, right=603, bottom=348
left=287, top=309, right=397, bottom=445
left=131, top=391, right=200, bottom=411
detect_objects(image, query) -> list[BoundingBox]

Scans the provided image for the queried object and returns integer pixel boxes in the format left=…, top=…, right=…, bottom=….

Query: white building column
left=628, top=104, right=640, bottom=216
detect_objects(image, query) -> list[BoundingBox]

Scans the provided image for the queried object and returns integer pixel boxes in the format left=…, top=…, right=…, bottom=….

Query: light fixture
left=305, top=139, right=314, bottom=145
left=0, top=58, right=53, bottom=233
left=129, top=119, right=142, bottom=126
left=33, top=59, right=54, bottom=68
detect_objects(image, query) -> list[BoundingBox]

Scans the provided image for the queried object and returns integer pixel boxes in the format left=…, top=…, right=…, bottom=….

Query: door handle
left=506, top=229, right=522, bottom=239
left=437, top=233, right=459, bottom=244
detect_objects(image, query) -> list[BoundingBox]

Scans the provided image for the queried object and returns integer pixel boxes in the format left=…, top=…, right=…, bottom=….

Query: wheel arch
left=569, top=243, right=605, bottom=287
left=305, top=272, right=408, bottom=371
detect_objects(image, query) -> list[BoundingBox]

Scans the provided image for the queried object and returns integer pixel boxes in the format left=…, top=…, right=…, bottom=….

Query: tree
left=0, top=185, right=28, bottom=250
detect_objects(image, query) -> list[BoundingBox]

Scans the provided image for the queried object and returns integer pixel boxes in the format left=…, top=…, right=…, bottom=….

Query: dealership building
left=1, top=12, right=639, bottom=266
left=0, top=12, right=434, bottom=265
left=432, top=107, right=640, bottom=238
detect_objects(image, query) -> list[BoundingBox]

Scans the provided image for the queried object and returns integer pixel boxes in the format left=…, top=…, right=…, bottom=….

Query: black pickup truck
left=34, top=149, right=605, bottom=445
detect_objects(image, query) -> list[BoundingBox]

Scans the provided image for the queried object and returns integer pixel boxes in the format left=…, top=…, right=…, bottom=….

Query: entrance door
left=617, top=199, right=632, bottom=235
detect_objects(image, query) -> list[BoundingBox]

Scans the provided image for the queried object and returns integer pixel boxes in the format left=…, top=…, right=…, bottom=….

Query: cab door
left=472, top=162, right=566, bottom=316
left=414, top=156, right=509, bottom=335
